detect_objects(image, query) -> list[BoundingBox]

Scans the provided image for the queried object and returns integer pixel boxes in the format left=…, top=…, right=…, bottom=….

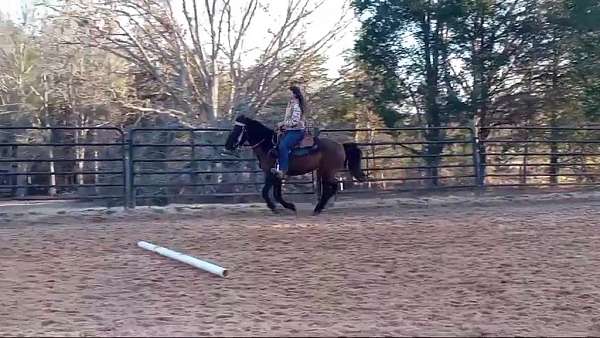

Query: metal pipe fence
left=0, top=127, right=126, bottom=203
left=319, top=127, right=478, bottom=194
left=127, top=128, right=315, bottom=207
left=479, top=127, right=600, bottom=188
left=1, top=125, right=599, bottom=207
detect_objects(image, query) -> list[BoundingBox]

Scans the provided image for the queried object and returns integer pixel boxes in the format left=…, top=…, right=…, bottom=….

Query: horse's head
left=224, top=115, right=250, bottom=152
left=223, top=115, right=274, bottom=157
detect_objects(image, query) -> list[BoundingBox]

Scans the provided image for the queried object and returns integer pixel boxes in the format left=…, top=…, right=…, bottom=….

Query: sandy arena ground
left=1, top=191, right=600, bottom=336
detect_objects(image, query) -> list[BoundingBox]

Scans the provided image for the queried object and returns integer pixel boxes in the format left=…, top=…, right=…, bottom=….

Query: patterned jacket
left=282, top=97, right=306, bottom=130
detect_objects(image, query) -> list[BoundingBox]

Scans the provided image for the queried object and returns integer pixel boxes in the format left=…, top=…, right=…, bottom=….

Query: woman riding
left=271, top=85, right=307, bottom=179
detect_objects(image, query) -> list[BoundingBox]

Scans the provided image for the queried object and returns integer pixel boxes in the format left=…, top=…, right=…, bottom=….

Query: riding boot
left=270, top=168, right=287, bottom=180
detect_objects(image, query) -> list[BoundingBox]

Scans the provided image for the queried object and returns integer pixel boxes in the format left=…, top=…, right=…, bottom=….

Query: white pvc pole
left=137, top=241, right=228, bottom=278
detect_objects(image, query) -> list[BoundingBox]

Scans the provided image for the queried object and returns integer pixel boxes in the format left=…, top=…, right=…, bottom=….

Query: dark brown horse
left=223, top=115, right=367, bottom=215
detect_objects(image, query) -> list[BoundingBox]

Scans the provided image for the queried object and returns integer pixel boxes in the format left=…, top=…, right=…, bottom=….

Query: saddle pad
left=296, top=134, right=315, bottom=148
left=291, top=144, right=319, bottom=157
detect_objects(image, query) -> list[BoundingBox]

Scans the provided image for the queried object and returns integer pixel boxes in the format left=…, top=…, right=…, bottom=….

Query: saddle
left=297, top=132, right=316, bottom=149
left=271, top=128, right=319, bottom=158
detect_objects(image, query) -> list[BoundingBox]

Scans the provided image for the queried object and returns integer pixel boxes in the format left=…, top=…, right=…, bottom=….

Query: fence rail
left=1, top=125, right=599, bottom=207
left=0, top=127, right=126, bottom=203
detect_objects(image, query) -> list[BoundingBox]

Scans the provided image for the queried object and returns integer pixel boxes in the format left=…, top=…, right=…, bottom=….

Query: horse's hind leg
left=262, top=174, right=277, bottom=213
left=313, top=178, right=337, bottom=215
left=273, top=178, right=297, bottom=213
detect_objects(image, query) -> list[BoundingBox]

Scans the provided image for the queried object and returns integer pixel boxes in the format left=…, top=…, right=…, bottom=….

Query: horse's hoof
left=312, top=210, right=322, bottom=216
left=270, top=208, right=279, bottom=214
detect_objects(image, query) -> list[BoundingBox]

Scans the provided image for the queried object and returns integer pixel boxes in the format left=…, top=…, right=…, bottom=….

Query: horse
left=223, top=115, right=367, bottom=215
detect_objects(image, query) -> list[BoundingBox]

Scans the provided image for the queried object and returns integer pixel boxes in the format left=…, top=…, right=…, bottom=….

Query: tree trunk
left=425, top=130, right=442, bottom=187
left=227, top=81, right=237, bottom=119
left=367, top=124, right=375, bottom=190
left=548, top=140, right=559, bottom=185
left=578, top=150, right=594, bottom=183
left=93, top=149, right=100, bottom=195
left=476, top=124, right=490, bottom=185
left=11, top=145, right=28, bottom=198
left=189, top=131, right=199, bottom=196
left=75, top=131, right=87, bottom=186
left=470, top=10, right=492, bottom=188
left=210, top=64, right=219, bottom=120
left=48, top=146, right=57, bottom=196
left=16, top=163, right=28, bottom=198
left=42, top=73, right=57, bottom=197
left=520, top=144, right=528, bottom=185
left=421, top=11, right=444, bottom=187
left=548, top=116, right=560, bottom=185
left=548, top=39, right=561, bottom=185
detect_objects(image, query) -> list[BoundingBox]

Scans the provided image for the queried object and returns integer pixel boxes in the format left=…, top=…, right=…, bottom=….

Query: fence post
left=189, top=130, right=199, bottom=196
left=470, top=126, right=484, bottom=188
left=119, top=129, right=129, bottom=209
left=125, top=130, right=136, bottom=208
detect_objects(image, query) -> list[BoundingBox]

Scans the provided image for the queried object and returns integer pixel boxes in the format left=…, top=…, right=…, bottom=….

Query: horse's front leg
left=273, top=178, right=296, bottom=214
left=262, top=173, right=277, bottom=213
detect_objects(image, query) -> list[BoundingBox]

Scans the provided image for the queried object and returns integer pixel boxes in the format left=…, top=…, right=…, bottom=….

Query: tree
left=566, top=0, right=600, bottom=121
left=47, top=0, right=351, bottom=123
left=445, top=0, right=539, bottom=183
left=352, top=0, right=565, bottom=185
left=354, top=0, right=460, bottom=185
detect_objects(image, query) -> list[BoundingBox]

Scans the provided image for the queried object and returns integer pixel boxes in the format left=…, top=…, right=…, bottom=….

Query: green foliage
left=565, top=0, right=600, bottom=120
left=353, top=0, right=600, bottom=128
left=353, top=0, right=409, bottom=128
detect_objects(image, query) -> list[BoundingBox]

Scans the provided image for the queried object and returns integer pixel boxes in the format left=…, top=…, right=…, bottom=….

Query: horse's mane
left=244, top=117, right=273, bottom=134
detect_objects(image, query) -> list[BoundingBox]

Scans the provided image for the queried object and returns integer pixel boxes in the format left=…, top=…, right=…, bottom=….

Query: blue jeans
left=278, top=130, right=304, bottom=172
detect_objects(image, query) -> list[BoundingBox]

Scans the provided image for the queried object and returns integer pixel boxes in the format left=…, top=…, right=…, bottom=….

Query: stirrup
left=270, top=168, right=286, bottom=180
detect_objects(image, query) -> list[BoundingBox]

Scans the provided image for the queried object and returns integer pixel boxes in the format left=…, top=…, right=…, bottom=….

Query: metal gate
left=0, top=127, right=126, bottom=204
left=320, top=127, right=480, bottom=194
left=479, top=126, right=600, bottom=187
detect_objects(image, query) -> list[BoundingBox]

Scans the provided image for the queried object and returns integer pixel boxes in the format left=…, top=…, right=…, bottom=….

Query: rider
left=271, top=85, right=307, bottom=179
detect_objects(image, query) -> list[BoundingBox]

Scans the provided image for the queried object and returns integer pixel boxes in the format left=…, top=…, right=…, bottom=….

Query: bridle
left=233, top=121, right=268, bottom=150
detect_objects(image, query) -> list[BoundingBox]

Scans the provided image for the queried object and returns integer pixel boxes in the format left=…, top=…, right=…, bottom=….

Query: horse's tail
left=343, top=143, right=367, bottom=182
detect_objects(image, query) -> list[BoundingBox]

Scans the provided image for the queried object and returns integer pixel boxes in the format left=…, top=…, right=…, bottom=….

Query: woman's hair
left=289, top=85, right=306, bottom=115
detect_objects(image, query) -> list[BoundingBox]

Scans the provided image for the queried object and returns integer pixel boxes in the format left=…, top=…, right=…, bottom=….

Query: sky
left=1, top=0, right=359, bottom=77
